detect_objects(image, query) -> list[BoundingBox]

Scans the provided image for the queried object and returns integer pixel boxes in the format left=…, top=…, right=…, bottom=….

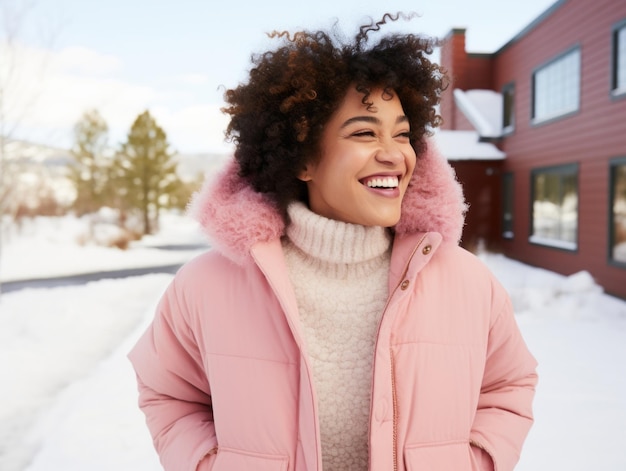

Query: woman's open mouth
left=361, top=176, right=399, bottom=189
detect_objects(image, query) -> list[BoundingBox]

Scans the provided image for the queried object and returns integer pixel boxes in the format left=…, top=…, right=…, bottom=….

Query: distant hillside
left=3, top=139, right=230, bottom=180
left=2, top=139, right=74, bottom=166
left=1, top=139, right=231, bottom=211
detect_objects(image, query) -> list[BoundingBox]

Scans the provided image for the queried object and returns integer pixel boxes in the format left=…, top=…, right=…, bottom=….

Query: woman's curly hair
left=222, top=12, right=448, bottom=215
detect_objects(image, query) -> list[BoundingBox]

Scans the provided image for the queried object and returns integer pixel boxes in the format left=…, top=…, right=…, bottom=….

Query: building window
left=530, top=164, right=578, bottom=250
left=502, top=172, right=514, bottom=238
left=532, top=47, right=581, bottom=122
left=612, top=20, right=626, bottom=96
left=502, top=83, right=515, bottom=133
left=610, top=158, right=626, bottom=265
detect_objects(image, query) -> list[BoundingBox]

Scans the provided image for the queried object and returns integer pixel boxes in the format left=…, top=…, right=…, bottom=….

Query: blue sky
left=3, top=0, right=557, bottom=153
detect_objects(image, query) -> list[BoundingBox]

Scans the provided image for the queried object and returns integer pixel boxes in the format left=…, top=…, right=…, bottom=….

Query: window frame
left=611, top=19, right=626, bottom=99
left=531, top=45, right=581, bottom=125
left=529, top=163, right=579, bottom=251
left=609, top=156, right=626, bottom=268
left=502, top=172, right=514, bottom=239
left=501, top=82, right=515, bottom=135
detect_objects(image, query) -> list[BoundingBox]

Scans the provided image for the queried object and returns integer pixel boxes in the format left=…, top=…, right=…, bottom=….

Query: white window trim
left=529, top=234, right=577, bottom=251
left=532, top=46, right=581, bottom=123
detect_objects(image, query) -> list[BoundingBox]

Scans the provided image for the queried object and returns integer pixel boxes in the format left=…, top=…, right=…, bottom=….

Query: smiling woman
left=220, top=15, right=445, bottom=220
left=128, top=12, right=538, bottom=471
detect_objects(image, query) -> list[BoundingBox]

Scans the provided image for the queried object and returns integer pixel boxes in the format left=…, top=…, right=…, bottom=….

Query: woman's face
left=299, top=87, right=416, bottom=227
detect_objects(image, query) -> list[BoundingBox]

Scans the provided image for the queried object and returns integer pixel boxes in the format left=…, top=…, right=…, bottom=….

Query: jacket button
left=422, top=245, right=432, bottom=255
left=400, top=280, right=410, bottom=290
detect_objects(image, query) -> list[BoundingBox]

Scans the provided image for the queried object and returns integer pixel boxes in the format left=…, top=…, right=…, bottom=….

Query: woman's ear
left=297, top=166, right=312, bottom=182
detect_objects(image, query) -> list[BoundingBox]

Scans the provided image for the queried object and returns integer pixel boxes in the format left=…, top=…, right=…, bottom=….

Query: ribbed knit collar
left=285, top=202, right=392, bottom=265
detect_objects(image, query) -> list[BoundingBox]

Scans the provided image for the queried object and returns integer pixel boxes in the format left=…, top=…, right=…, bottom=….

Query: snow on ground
left=0, top=213, right=625, bottom=471
left=0, top=211, right=208, bottom=281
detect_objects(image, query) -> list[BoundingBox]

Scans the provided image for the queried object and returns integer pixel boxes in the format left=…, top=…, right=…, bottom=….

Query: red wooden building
left=439, top=0, right=626, bottom=298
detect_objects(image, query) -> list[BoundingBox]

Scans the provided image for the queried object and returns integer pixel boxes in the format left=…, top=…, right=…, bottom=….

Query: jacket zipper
left=390, top=348, right=399, bottom=471
left=373, top=234, right=427, bottom=471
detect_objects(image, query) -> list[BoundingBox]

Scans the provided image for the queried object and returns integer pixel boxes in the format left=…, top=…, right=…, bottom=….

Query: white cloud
left=54, top=46, right=122, bottom=76
left=1, top=42, right=229, bottom=153
left=151, top=104, right=233, bottom=154
left=2, top=42, right=149, bottom=131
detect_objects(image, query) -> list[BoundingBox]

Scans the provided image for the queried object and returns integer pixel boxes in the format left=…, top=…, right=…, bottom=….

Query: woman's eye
left=352, top=130, right=375, bottom=137
left=396, top=131, right=412, bottom=139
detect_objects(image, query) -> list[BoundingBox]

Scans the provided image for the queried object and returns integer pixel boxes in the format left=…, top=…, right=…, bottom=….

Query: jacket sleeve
left=470, top=288, right=538, bottom=471
left=128, top=276, right=217, bottom=471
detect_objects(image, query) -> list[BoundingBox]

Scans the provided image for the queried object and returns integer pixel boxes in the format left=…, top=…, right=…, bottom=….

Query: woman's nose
left=375, top=139, right=404, bottom=165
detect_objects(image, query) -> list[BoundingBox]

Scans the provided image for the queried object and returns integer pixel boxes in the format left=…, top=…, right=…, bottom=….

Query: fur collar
left=189, top=140, right=467, bottom=265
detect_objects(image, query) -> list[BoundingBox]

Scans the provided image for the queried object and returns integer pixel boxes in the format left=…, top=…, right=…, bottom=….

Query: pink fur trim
left=395, top=139, right=467, bottom=243
left=188, top=159, right=285, bottom=265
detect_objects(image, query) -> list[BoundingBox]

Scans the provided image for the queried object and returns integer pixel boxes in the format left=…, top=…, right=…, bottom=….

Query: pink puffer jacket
left=128, top=141, right=537, bottom=471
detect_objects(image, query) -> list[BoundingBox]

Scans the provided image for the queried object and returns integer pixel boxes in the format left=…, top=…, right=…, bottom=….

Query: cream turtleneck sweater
left=282, top=202, right=392, bottom=471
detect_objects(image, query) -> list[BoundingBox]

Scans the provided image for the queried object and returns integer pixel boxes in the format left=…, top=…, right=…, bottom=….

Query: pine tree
left=69, top=109, right=110, bottom=215
left=115, top=110, right=180, bottom=235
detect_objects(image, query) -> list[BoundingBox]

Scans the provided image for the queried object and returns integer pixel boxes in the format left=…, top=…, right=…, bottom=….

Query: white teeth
left=366, top=177, right=399, bottom=188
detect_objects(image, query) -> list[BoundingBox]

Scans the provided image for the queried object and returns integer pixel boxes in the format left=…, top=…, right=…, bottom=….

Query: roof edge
left=495, top=0, right=567, bottom=55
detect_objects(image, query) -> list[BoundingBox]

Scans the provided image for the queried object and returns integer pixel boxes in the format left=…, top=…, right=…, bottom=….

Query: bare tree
left=69, top=109, right=110, bottom=215
left=0, top=0, right=58, bottom=298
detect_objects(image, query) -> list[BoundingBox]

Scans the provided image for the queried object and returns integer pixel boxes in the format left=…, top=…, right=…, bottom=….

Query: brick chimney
left=440, top=28, right=468, bottom=130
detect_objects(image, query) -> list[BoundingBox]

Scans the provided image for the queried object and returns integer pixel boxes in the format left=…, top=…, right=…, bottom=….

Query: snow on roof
left=453, top=89, right=503, bottom=139
left=432, top=129, right=505, bottom=161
